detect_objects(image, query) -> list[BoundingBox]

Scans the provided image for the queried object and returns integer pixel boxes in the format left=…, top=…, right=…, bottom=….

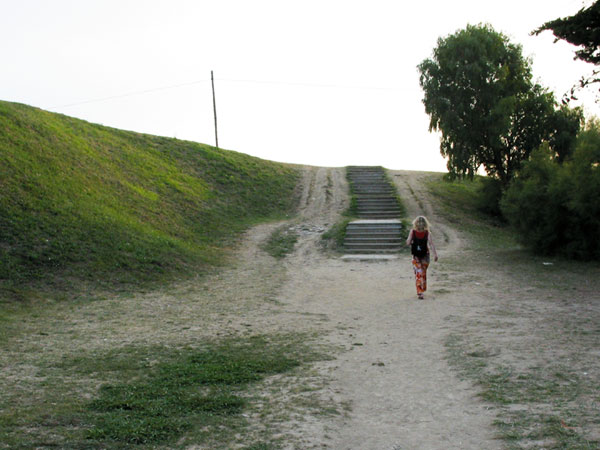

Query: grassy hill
left=0, top=101, right=300, bottom=301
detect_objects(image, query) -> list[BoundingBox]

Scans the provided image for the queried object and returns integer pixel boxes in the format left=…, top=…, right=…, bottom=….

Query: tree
left=418, top=24, right=578, bottom=186
left=547, top=105, right=585, bottom=163
left=501, top=121, right=600, bottom=259
left=533, top=1, right=600, bottom=101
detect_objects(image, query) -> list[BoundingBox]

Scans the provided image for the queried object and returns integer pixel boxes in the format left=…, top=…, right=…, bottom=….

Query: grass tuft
left=262, top=226, right=298, bottom=259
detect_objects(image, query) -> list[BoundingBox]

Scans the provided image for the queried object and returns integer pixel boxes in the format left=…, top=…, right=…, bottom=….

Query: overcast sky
left=1, top=0, right=597, bottom=172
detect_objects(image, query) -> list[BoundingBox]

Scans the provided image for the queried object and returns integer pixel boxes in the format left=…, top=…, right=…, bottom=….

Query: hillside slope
left=0, top=101, right=300, bottom=299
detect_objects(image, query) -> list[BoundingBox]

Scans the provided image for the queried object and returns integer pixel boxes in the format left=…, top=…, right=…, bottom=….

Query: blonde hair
left=412, top=216, right=431, bottom=231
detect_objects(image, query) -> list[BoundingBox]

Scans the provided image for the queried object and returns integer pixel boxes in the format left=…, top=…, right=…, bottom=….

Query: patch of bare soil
left=267, top=169, right=502, bottom=449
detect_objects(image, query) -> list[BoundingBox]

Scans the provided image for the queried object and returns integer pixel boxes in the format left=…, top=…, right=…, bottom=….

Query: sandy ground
left=3, top=166, right=598, bottom=448
left=258, top=167, right=502, bottom=449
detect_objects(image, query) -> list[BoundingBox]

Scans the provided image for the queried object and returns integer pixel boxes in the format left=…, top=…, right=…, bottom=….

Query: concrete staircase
left=343, top=166, right=404, bottom=258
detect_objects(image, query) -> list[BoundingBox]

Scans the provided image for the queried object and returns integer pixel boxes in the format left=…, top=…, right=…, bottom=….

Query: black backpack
left=411, top=231, right=428, bottom=258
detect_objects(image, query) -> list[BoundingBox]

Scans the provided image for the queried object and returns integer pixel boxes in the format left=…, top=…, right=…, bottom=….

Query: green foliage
left=321, top=218, right=352, bottom=252
left=549, top=105, right=585, bottom=162
left=534, top=1, right=600, bottom=65
left=501, top=122, right=600, bottom=259
left=262, top=226, right=298, bottom=258
left=426, top=175, right=515, bottom=250
left=534, top=2, right=600, bottom=101
left=564, top=120, right=600, bottom=257
left=418, top=24, right=581, bottom=186
left=0, top=101, right=300, bottom=298
left=501, top=146, right=566, bottom=255
left=476, top=177, right=504, bottom=218
left=86, top=337, right=300, bottom=445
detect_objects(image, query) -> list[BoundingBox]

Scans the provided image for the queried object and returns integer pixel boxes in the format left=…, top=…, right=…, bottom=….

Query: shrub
left=501, top=122, right=600, bottom=259
left=476, top=177, right=504, bottom=218
left=501, top=145, right=567, bottom=255
left=564, top=121, right=600, bottom=258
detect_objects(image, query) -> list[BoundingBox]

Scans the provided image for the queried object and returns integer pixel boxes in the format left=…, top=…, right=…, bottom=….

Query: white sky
left=1, top=0, right=597, bottom=172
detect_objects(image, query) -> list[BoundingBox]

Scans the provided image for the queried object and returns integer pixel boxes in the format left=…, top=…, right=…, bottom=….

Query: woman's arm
left=428, top=231, right=439, bottom=262
left=405, top=229, right=414, bottom=247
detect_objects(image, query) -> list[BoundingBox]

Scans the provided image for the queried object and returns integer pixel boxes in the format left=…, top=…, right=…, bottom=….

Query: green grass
left=0, top=334, right=326, bottom=448
left=262, top=226, right=298, bottom=258
left=321, top=218, right=352, bottom=253
left=426, top=175, right=517, bottom=250
left=0, top=101, right=300, bottom=301
left=86, top=337, right=299, bottom=445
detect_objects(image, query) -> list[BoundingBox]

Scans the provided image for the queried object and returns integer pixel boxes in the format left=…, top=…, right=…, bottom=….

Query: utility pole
left=211, top=70, right=219, bottom=149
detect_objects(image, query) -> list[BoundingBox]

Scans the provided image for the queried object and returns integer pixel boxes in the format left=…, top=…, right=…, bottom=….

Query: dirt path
left=260, top=168, right=500, bottom=449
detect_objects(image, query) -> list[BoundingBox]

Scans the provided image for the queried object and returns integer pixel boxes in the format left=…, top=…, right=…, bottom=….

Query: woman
left=406, top=216, right=438, bottom=299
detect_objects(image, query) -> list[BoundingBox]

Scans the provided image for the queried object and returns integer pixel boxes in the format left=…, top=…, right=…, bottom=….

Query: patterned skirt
left=412, top=255, right=430, bottom=295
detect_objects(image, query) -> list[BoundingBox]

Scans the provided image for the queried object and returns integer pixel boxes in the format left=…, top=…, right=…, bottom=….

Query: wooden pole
left=211, top=70, right=219, bottom=149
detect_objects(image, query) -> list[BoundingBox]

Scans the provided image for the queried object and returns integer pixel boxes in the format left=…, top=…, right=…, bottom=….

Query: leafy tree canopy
left=534, top=1, right=600, bottom=65
left=533, top=1, right=600, bottom=100
left=418, top=24, right=582, bottom=185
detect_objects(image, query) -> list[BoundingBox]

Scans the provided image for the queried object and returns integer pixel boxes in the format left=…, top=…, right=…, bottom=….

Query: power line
left=216, top=77, right=404, bottom=91
left=50, top=79, right=210, bottom=109
left=49, top=76, right=404, bottom=110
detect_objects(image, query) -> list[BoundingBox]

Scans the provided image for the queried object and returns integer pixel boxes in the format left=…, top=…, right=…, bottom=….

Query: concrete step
left=357, top=206, right=401, bottom=211
left=350, top=180, right=386, bottom=183
left=346, top=222, right=402, bottom=229
left=344, top=237, right=402, bottom=246
left=354, top=192, right=395, bottom=196
left=346, top=227, right=402, bottom=232
left=345, top=167, right=404, bottom=257
left=346, top=233, right=401, bottom=237
left=346, top=240, right=403, bottom=245
left=345, top=239, right=403, bottom=245
left=357, top=213, right=401, bottom=217
left=346, top=228, right=404, bottom=235
left=357, top=206, right=399, bottom=211
left=358, top=213, right=401, bottom=218
left=346, top=230, right=402, bottom=236
left=358, top=217, right=400, bottom=220
left=355, top=213, right=399, bottom=220
left=346, top=233, right=402, bottom=237
left=356, top=200, right=399, bottom=204
left=344, top=247, right=402, bottom=254
left=346, top=237, right=402, bottom=242
left=353, top=186, right=393, bottom=189
left=346, top=230, right=403, bottom=236
left=356, top=202, right=400, bottom=209
left=351, top=180, right=387, bottom=184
